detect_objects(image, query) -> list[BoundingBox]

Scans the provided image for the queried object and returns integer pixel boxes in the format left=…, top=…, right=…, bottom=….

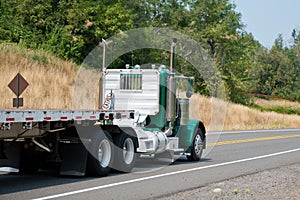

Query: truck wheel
left=19, top=151, right=41, bottom=174
left=187, top=128, right=205, bottom=161
left=19, top=143, right=43, bottom=174
left=113, top=132, right=136, bottom=172
left=87, top=130, right=114, bottom=176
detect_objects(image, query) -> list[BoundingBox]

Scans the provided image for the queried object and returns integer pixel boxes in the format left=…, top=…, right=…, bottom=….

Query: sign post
left=8, top=73, right=29, bottom=108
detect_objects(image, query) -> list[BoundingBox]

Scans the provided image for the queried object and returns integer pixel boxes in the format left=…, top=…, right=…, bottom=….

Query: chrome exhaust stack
left=177, top=98, right=189, bottom=125
left=166, top=74, right=176, bottom=122
left=165, top=39, right=177, bottom=135
left=99, top=39, right=107, bottom=109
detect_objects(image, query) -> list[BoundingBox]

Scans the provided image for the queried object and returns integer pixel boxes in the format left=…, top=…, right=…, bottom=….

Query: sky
left=233, top=0, right=300, bottom=48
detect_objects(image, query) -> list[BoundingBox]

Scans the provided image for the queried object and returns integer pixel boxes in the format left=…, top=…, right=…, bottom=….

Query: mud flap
left=0, top=142, right=21, bottom=170
left=60, top=141, right=89, bottom=176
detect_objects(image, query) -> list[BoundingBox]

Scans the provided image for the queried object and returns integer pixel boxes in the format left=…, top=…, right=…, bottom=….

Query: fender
left=118, top=126, right=139, bottom=149
left=175, top=120, right=206, bottom=151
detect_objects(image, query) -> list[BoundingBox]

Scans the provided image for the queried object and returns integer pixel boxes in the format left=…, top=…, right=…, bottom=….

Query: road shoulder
left=158, top=163, right=300, bottom=200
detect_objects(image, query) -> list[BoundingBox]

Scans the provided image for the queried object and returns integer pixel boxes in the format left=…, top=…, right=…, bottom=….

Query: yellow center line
left=206, top=134, right=300, bottom=147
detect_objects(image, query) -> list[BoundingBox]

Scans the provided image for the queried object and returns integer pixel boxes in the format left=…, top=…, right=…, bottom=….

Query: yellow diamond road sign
left=8, top=73, right=29, bottom=96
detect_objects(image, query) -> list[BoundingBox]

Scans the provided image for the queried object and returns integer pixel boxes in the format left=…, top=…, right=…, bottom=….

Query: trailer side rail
left=0, top=109, right=134, bottom=123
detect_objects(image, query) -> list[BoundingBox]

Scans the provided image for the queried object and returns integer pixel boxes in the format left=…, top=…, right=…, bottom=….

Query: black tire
left=19, top=143, right=44, bottom=174
left=86, top=130, right=114, bottom=176
left=187, top=128, right=205, bottom=161
left=113, top=132, right=136, bottom=173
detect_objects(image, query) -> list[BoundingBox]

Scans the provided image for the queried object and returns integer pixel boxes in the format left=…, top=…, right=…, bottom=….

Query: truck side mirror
left=186, top=77, right=194, bottom=98
left=186, top=90, right=193, bottom=98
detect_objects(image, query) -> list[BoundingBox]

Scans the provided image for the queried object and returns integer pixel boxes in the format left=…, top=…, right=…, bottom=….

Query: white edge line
left=33, top=147, right=300, bottom=200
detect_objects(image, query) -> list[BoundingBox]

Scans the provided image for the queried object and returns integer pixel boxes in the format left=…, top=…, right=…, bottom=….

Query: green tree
left=1, top=0, right=268, bottom=103
left=0, top=0, right=136, bottom=63
left=274, top=34, right=285, bottom=50
left=286, top=29, right=300, bottom=99
left=124, top=0, right=259, bottom=103
left=252, top=46, right=295, bottom=98
left=186, top=0, right=258, bottom=103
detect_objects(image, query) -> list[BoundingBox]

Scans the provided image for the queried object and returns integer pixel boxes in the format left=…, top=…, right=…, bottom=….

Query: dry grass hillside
left=0, top=43, right=77, bottom=108
left=255, top=98, right=300, bottom=109
left=190, top=95, right=300, bottom=130
left=1, top=43, right=299, bottom=130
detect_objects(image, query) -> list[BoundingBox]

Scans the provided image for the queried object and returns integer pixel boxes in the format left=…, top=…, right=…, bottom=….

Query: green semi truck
left=0, top=39, right=206, bottom=176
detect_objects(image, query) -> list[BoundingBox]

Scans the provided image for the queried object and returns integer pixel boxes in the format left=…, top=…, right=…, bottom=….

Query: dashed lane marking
left=207, top=134, right=300, bottom=146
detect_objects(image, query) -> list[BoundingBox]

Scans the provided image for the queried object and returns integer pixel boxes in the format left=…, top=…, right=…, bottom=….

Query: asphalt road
left=0, top=128, right=300, bottom=200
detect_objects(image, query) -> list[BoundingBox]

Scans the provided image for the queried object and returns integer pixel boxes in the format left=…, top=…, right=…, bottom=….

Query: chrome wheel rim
left=98, top=139, right=111, bottom=168
left=194, top=134, right=203, bottom=156
left=123, top=138, right=135, bottom=165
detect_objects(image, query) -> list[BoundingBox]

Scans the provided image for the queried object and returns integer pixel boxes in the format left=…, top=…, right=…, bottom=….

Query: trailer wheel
left=113, top=132, right=136, bottom=172
left=19, top=151, right=41, bottom=174
left=187, top=128, right=205, bottom=161
left=87, top=130, right=114, bottom=176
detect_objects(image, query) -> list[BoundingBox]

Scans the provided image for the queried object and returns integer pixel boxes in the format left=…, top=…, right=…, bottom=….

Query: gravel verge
left=157, top=163, right=300, bottom=200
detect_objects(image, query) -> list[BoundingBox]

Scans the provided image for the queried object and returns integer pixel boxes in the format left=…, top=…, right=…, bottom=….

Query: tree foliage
left=0, top=0, right=299, bottom=102
left=0, top=0, right=135, bottom=63
left=249, top=32, right=300, bottom=100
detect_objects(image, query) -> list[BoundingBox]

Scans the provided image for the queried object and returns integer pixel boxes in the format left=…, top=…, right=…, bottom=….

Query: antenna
left=170, top=38, right=177, bottom=72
